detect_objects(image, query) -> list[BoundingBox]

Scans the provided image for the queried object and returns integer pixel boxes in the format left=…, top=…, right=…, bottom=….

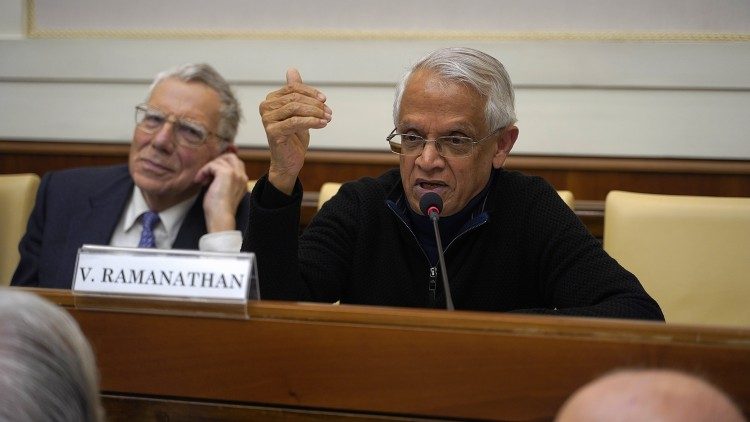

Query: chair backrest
left=317, top=182, right=342, bottom=210
left=0, top=173, right=41, bottom=285
left=557, top=190, right=575, bottom=209
left=603, top=190, right=750, bottom=327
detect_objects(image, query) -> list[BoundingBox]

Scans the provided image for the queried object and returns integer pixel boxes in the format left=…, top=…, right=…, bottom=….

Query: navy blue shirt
left=406, top=173, right=495, bottom=266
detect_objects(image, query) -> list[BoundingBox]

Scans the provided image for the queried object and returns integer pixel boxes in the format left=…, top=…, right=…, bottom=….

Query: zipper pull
left=429, top=266, right=437, bottom=306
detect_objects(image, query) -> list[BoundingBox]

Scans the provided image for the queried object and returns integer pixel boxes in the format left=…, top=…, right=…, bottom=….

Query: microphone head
left=419, top=192, right=443, bottom=216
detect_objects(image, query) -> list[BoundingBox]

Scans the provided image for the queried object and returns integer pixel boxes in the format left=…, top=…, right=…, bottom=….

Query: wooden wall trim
left=3, top=140, right=750, bottom=175
left=0, top=140, right=131, bottom=156
left=506, top=155, right=750, bottom=174
left=3, top=136, right=749, bottom=238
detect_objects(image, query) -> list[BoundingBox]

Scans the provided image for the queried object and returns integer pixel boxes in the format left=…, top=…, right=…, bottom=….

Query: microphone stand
left=428, top=210, right=454, bottom=311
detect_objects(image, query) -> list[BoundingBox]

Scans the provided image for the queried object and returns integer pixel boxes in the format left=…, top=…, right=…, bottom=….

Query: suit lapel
left=67, top=167, right=133, bottom=248
left=173, top=191, right=207, bottom=249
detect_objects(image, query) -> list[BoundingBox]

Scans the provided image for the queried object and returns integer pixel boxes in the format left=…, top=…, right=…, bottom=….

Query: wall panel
left=2, top=38, right=750, bottom=159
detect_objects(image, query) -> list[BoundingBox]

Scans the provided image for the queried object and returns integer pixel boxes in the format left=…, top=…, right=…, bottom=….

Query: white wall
left=1, top=0, right=749, bottom=159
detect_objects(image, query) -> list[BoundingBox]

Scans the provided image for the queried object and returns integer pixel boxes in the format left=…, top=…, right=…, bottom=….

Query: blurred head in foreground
left=0, top=289, right=103, bottom=422
left=556, top=368, right=745, bottom=422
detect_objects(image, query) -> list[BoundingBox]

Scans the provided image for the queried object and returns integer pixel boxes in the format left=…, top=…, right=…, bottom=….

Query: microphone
left=419, top=193, right=454, bottom=311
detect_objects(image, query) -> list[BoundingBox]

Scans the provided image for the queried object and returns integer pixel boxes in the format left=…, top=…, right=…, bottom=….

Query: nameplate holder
left=71, top=245, right=259, bottom=318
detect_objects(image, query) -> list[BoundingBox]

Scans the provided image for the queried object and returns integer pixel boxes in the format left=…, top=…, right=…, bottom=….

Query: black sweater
left=244, top=168, right=663, bottom=321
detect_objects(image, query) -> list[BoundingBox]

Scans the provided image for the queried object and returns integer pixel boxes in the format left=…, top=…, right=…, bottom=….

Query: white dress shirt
left=109, top=186, right=242, bottom=252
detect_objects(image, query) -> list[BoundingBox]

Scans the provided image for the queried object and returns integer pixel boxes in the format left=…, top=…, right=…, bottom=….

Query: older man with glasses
left=247, top=47, right=662, bottom=320
left=12, top=63, right=250, bottom=289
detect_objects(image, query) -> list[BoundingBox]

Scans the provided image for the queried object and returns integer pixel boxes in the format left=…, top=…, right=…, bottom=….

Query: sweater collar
left=387, top=168, right=500, bottom=218
left=386, top=169, right=499, bottom=254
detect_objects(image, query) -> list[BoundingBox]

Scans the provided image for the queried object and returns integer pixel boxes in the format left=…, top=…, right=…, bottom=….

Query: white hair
left=0, top=289, right=104, bottom=422
left=149, top=63, right=242, bottom=143
left=393, top=47, right=517, bottom=132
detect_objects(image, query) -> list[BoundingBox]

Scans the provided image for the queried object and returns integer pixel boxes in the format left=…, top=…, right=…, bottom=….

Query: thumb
left=286, top=68, right=303, bottom=85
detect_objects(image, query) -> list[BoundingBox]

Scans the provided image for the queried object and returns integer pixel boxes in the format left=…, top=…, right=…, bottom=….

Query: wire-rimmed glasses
left=386, top=127, right=502, bottom=158
left=135, top=104, right=222, bottom=148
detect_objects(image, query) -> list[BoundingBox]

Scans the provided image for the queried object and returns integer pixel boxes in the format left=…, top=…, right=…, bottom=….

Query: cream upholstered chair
left=603, top=190, right=750, bottom=327
left=557, top=190, right=574, bottom=209
left=247, top=179, right=256, bottom=192
left=0, top=173, right=41, bottom=285
left=317, top=182, right=342, bottom=210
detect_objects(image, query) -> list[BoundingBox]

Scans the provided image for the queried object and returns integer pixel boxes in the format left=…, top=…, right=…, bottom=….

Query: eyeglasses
left=135, top=104, right=222, bottom=148
left=386, top=127, right=502, bottom=158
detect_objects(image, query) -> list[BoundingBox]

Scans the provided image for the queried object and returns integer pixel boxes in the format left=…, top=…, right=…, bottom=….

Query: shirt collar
left=406, top=170, right=495, bottom=240
left=122, top=186, right=199, bottom=235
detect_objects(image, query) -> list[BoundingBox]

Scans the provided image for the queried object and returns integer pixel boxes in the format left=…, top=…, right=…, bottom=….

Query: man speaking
left=247, top=47, right=662, bottom=320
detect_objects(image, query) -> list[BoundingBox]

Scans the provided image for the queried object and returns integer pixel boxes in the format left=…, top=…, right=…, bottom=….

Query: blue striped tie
left=138, top=211, right=160, bottom=248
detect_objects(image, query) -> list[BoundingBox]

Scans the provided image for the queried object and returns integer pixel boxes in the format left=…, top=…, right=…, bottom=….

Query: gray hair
left=149, top=63, right=242, bottom=143
left=0, top=289, right=104, bottom=422
left=393, top=47, right=517, bottom=133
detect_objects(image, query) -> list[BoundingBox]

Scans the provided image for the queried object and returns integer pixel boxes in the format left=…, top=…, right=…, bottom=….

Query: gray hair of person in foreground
left=149, top=62, right=243, bottom=143
left=0, top=289, right=104, bottom=422
left=392, top=46, right=517, bottom=133
left=555, top=368, right=746, bottom=422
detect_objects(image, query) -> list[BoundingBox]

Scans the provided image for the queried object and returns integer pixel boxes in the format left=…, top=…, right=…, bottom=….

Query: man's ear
left=492, top=125, right=519, bottom=169
left=222, top=142, right=237, bottom=154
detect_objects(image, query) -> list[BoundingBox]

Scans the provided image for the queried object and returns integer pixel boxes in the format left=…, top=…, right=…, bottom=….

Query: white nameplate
left=72, top=245, right=259, bottom=301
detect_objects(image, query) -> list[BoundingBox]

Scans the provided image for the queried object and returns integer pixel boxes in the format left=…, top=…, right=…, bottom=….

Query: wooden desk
left=28, top=288, right=750, bottom=421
